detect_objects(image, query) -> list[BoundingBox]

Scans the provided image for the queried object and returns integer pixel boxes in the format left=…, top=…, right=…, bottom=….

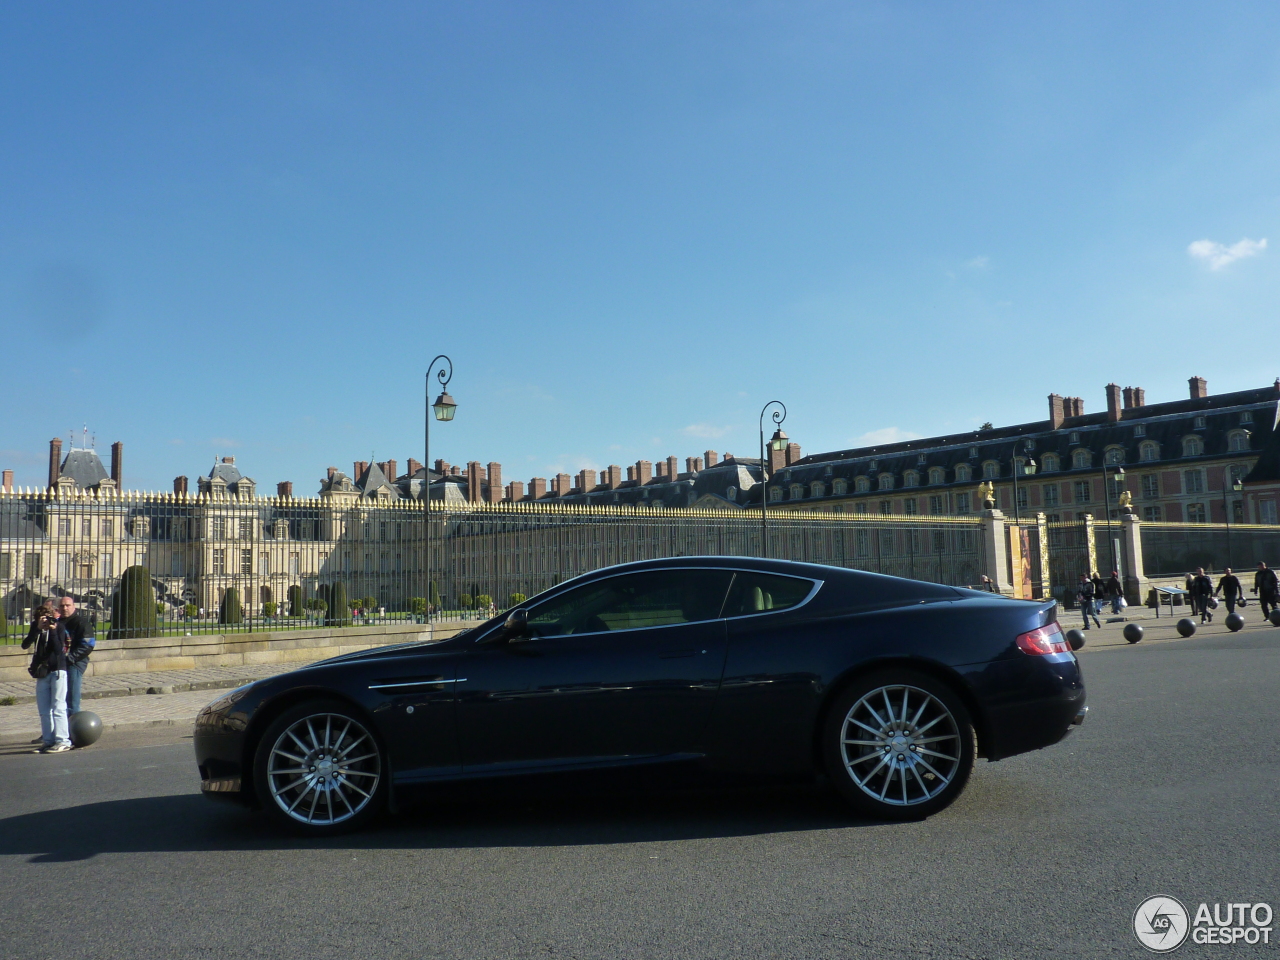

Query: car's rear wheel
left=823, top=670, right=976, bottom=820
left=253, top=699, right=385, bottom=834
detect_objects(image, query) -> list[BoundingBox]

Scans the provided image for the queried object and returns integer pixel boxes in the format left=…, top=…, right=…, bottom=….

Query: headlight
left=202, top=683, right=255, bottom=715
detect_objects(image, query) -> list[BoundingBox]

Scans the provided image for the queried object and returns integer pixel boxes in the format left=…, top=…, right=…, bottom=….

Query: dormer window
left=1069, top=431, right=1080, bottom=444
left=1023, top=438, right=1036, bottom=451
left=868, top=460, right=878, bottom=471
left=726, top=486, right=737, bottom=501
left=1241, top=411, right=1254, bottom=424
left=824, top=465, right=833, bottom=477
left=855, top=476, right=870, bottom=493
left=1134, top=424, right=1146, bottom=438
left=833, top=478, right=847, bottom=496
left=789, top=483, right=804, bottom=499
left=1183, top=436, right=1203, bottom=457
left=1072, top=449, right=1092, bottom=469
left=810, top=481, right=825, bottom=498
left=928, top=467, right=944, bottom=485
left=917, top=453, right=927, bottom=464
left=982, top=461, right=1001, bottom=479
left=878, top=473, right=894, bottom=491
left=969, top=446, right=979, bottom=458
left=955, top=464, right=972, bottom=482
left=903, top=471, right=919, bottom=487
left=1194, top=415, right=1207, bottom=430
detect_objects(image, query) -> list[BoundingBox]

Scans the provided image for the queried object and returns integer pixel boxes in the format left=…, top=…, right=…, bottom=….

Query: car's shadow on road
left=0, top=779, right=886, bottom=862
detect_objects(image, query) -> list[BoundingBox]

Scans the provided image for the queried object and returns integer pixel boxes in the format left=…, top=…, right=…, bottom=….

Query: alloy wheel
left=265, top=712, right=381, bottom=826
left=839, top=683, right=962, bottom=807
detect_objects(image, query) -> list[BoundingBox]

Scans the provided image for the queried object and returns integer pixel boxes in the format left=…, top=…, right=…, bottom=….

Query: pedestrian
left=54, top=596, right=93, bottom=716
left=1091, top=573, right=1105, bottom=616
left=1104, top=570, right=1124, bottom=616
left=1184, top=571, right=1198, bottom=619
left=980, top=575, right=995, bottom=592
left=1191, top=567, right=1214, bottom=623
left=21, top=605, right=89, bottom=753
left=1077, top=574, right=1101, bottom=629
left=1255, top=562, right=1280, bottom=620
left=1216, top=567, right=1243, bottom=616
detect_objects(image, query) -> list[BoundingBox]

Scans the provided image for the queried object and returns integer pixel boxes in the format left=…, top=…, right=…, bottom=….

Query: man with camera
left=55, top=596, right=93, bottom=716
left=22, top=604, right=90, bottom=753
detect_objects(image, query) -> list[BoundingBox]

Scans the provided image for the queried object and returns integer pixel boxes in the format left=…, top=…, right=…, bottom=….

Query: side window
left=722, top=572, right=816, bottom=618
left=526, top=569, right=734, bottom=637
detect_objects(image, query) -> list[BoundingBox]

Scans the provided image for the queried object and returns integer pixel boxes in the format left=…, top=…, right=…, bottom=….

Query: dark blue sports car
left=194, top=557, right=1086, bottom=833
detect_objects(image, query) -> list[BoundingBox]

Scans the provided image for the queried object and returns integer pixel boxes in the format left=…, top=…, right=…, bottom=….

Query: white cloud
left=851, top=427, right=922, bottom=446
left=681, top=422, right=732, bottom=439
left=1188, top=237, right=1267, bottom=270
left=965, top=255, right=990, bottom=269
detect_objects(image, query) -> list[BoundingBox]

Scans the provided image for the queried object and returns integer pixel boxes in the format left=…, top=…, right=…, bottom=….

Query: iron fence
left=1141, top=522, right=1280, bottom=577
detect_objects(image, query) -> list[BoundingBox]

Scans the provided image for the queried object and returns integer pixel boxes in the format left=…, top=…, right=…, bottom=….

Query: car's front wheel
left=253, top=699, right=386, bottom=834
left=823, top=670, right=976, bottom=820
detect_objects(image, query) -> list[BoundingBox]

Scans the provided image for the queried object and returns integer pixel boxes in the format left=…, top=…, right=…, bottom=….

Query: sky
left=2, top=2, right=1279, bottom=492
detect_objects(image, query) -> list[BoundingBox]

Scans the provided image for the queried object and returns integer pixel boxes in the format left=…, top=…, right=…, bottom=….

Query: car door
left=457, top=567, right=734, bottom=774
left=363, top=651, right=462, bottom=782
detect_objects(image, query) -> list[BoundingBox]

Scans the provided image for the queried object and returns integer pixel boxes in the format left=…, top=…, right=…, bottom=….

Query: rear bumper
left=975, top=655, right=1087, bottom=761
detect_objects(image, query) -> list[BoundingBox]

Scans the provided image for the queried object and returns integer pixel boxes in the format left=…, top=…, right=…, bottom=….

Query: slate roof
left=356, top=461, right=399, bottom=500
left=207, top=461, right=243, bottom=485
left=555, top=458, right=763, bottom=508
left=1243, top=404, right=1280, bottom=484
left=59, top=449, right=109, bottom=489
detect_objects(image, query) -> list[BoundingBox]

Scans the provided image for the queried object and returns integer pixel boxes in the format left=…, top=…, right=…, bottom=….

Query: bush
left=476, top=594, right=493, bottom=611
left=509, top=592, right=527, bottom=607
left=362, top=596, right=377, bottom=611
left=428, top=581, right=440, bottom=611
left=409, top=597, right=428, bottom=617
left=459, top=593, right=473, bottom=610
left=288, top=585, right=303, bottom=616
left=219, top=588, right=243, bottom=625
left=184, top=603, right=198, bottom=620
left=109, top=566, right=158, bottom=640
left=320, top=582, right=349, bottom=627
left=263, top=600, right=277, bottom=618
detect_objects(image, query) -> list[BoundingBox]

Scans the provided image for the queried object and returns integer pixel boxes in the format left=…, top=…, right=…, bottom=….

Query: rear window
left=722, top=571, right=816, bottom=618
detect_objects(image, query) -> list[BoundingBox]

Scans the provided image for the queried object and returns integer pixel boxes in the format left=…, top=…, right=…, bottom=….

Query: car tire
left=253, top=699, right=386, bottom=835
left=822, top=670, right=976, bottom=821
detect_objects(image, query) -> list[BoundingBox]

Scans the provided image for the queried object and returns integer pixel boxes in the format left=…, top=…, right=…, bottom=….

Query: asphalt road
left=1, top=627, right=1277, bottom=960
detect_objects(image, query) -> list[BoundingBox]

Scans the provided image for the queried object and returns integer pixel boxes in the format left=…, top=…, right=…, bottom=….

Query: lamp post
left=1101, top=462, right=1125, bottom=575
left=1225, top=474, right=1243, bottom=568
left=758, top=400, right=787, bottom=558
left=424, top=355, right=456, bottom=623
left=1011, top=452, right=1037, bottom=523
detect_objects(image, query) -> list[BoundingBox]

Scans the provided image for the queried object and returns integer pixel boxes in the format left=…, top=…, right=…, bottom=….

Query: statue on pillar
left=978, top=480, right=996, bottom=510
left=1117, top=489, right=1135, bottom=517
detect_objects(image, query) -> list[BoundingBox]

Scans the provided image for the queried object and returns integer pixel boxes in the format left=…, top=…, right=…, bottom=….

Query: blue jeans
left=36, top=670, right=70, bottom=747
left=66, top=659, right=87, bottom=715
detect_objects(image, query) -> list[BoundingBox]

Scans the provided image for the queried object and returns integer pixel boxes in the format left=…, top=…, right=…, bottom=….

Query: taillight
left=1016, top=622, right=1071, bottom=656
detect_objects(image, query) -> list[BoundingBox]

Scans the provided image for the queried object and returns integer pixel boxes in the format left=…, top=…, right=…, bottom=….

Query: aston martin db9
left=194, top=557, right=1086, bottom=833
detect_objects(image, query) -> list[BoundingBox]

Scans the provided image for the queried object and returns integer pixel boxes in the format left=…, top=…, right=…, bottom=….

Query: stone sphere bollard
left=69, top=711, right=103, bottom=747
left=1270, top=610, right=1280, bottom=627
left=1176, top=618, right=1197, bottom=638
left=1123, top=622, right=1144, bottom=644
left=1225, top=613, right=1244, bottom=632
left=1064, top=628, right=1086, bottom=650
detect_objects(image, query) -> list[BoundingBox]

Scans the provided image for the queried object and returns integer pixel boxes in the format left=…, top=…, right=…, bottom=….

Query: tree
left=109, top=566, right=158, bottom=640
left=459, top=593, right=473, bottom=610
left=476, top=594, right=493, bottom=612
left=219, top=588, right=243, bottom=625
left=409, top=597, right=428, bottom=618
left=362, top=595, right=377, bottom=612
left=263, top=600, right=277, bottom=618
left=288, top=584, right=303, bottom=617
left=508, top=592, right=527, bottom=607
left=184, top=603, right=198, bottom=620
left=320, top=582, right=349, bottom=627
left=428, top=580, right=440, bottom=612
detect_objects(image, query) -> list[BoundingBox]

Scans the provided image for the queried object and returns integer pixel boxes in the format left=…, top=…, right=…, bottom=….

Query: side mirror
left=503, top=608, right=530, bottom=641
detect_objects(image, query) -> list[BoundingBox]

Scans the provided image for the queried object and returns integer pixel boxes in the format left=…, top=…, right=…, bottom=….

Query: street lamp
left=1225, top=474, right=1243, bottom=568
left=1101, top=462, right=1125, bottom=575
left=1011, top=452, right=1037, bottom=523
left=758, top=400, right=787, bottom=558
left=424, top=355, right=455, bottom=623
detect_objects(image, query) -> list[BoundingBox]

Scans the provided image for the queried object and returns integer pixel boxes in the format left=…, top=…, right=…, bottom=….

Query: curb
left=0, top=675, right=255, bottom=707
left=0, top=715, right=199, bottom=746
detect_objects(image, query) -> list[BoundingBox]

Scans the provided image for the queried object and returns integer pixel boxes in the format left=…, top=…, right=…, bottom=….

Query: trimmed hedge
left=109, top=565, right=159, bottom=639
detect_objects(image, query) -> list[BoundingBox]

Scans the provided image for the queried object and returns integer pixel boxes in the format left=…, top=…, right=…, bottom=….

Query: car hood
left=309, top=640, right=438, bottom=667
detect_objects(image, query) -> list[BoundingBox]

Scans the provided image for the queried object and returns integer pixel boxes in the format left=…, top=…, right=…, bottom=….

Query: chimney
left=486, top=463, right=503, bottom=503
left=785, top=442, right=801, bottom=465
left=407, top=458, right=423, bottom=478
left=505, top=480, right=525, bottom=502
left=1133, top=388, right=1145, bottom=407
left=382, top=459, right=397, bottom=482
left=354, top=461, right=368, bottom=481
left=529, top=477, right=548, bottom=499
left=48, top=438, right=62, bottom=488
left=277, top=481, right=293, bottom=498
left=174, top=475, right=188, bottom=494
left=578, top=468, right=597, bottom=493
left=552, top=473, right=571, bottom=497
left=626, top=465, right=636, bottom=482
left=655, top=460, right=667, bottom=479
left=1049, top=394, right=1065, bottom=429
left=685, top=457, right=699, bottom=475
left=221, top=455, right=235, bottom=464
left=1065, top=397, right=1084, bottom=417
left=1189, top=376, right=1208, bottom=399
left=636, top=460, right=653, bottom=484
left=467, top=461, right=483, bottom=502
left=434, top=459, right=449, bottom=476
left=704, top=450, right=718, bottom=468
left=603, top=465, right=622, bottom=490
left=111, top=441, right=123, bottom=486
left=1122, top=387, right=1134, bottom=409
left=1105, top=383, right=1122, bottom=423
left=666, top=456, right=679, bottom=480
left=450, top=465, right=461, bottom=476
left=327, top=466, right=337, bottom=480
left=2, top=469, right=13, bottom=491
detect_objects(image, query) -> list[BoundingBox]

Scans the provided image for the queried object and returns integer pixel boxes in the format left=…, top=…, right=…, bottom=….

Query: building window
left=25, top=553, right=41, bottom=578
left=878, top=474, right=894, bottom=491
left=790, top=483, right=804, bottom=499
left=1072, top=449, right=1092, bottom=469
left=1186, top=503, right=1206, bottom=523
left=969, top=446, right=979, bottom=458
left=1041, top=454, right=1059, bottom=473
left=58, top=518, right=71, bottom=536
left=879, top=500, right=892, bottom=514
left=212, top=548, right=226, bottom=575
left=289, top=553, right=299, bottom=576
left=1015, top=487, right=1028, bottom=510
left=241, top=549, right=253, bottom=574
left=810, top=482, right=825, bottom=498
left=57, top=553, right=72, bottom=580
left=239, top=518, right=253, bottom=540
left=1074, top=481, right=1092, bottom=503
left=0, top=553, right=10, bottom=579
left=1139, top=441, right=1159, bottom=462
left=1141, top=474, right=1159, bottom=500
left=955, top=492, right=970, bottom=514
left=903, top=471, right=919, bottom=488
left=1182, top=436, right=1203, bottom=457
left=1069, top=432, right=1080, bottom=444
left=81, top=518, right=92, bottom=537
left=917, top=453, right=927, bottom=464
left=1228, top=430, right=1250, bottom=452
left=928, top=467, right=944, bottom=485
left=854, top=502, right=868, bottom=514
left=1043, top=484, right=1059, bottom=507
left=211, top=517, right=226, bottom=539
left=982, top=461, right=1000, bottom=480
left=1183, top=469, right=1205, bottom=494
left=1104, top=446, right=1125, bottom=465
left=832, top=479, right=847, bottom=496
left=955, top=464, right=972, bottom=482
left=102, top=518, right=114, bottom=538
left=1194, top=415, right=1207, bottom=430
left=903, top=498, right=917, bottom=515
left=928, top=495, right=944, bottom=514
left=1134, top=424, right=1146, bottom=437
left=770, top=488, right=782, bottom=502
left=726, top=485, right=737, bottom=501
left=855, top=476, right=870, bottom=493
left=1241, top=410, right=1254, bottom=424
left=259, top=552, right=270, bottom=575
left=1143, top=505, right=1162, bottom=522
left=1261, top=500, right=1278, bottom=525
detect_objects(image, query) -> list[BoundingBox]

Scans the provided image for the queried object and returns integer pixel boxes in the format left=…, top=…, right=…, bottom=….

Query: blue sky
left=3, top=2, right=1279, bottom=491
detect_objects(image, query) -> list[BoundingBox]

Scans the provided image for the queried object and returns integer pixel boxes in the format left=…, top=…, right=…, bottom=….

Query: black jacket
left=22, top=623, right=89, bottom=675
left=1217, top=575, right=1242, bottom=598
left=1103, top=576, right=1122, bottom=598
left=1191, top=575, right=1213, bottom=598
left=1255, top=568, right=1279, bottom=594
left=59, top=612, right=92, bottom=666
